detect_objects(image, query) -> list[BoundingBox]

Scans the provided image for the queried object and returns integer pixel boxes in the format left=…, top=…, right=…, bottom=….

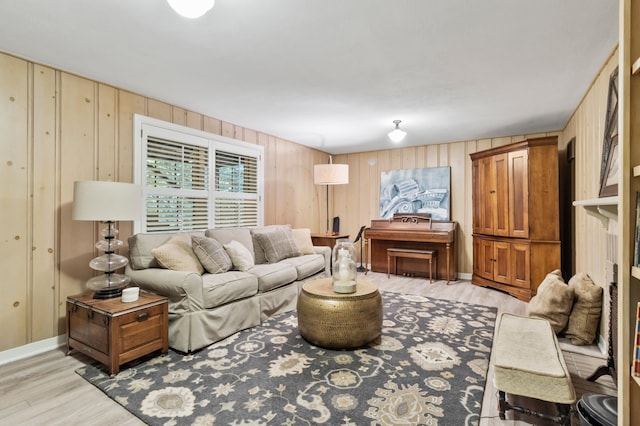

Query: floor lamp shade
left=313, top=164, right=349, bottom=185
left=72, top=181, right=142, bottom=299
left=314, top=163, right=349, bottom=235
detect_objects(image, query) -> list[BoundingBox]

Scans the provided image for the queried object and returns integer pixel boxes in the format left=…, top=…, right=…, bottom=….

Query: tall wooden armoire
left=470, top=136, right=560, bottom=301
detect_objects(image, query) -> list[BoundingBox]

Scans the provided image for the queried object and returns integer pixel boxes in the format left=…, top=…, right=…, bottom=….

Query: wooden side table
left=310, top=233, right=349, bottom=249
left=67, top=291, right=168, bottom=376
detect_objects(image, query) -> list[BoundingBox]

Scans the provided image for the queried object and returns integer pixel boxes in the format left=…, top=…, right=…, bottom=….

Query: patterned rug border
left=76, top=292, right=498, bottom=425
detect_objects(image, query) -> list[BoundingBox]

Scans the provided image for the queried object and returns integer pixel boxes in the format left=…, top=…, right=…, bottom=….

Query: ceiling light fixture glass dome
left=167, top=0, right=215, bottom=19
left=388, top=120, right=407, bottom=143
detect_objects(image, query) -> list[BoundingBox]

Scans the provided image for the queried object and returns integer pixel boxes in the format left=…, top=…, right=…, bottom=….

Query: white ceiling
left=0, top=0, right=618, bottom=154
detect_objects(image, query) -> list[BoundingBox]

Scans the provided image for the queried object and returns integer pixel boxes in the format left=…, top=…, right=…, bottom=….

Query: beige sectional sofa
left=125, top=225, right=331, bottom=353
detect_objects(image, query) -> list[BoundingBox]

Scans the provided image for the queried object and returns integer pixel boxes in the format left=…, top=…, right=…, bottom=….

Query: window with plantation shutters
left=214, top=149, right=260, bottom=228
left=134, top=115, right=263, bottom=233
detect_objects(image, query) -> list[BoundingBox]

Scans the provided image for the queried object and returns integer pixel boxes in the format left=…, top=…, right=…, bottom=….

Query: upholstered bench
left=386, top=248, right=437, bottom=282
left=493, top=313, right=576, bottom=425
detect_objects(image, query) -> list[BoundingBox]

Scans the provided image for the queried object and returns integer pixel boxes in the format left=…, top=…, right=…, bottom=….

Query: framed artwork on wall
left=379, top=166, right=451, bottom=220
left=599, top=66, right=619, bottom=198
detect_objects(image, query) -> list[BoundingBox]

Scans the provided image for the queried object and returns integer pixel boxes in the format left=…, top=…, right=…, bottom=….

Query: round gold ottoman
left=297, top=278, right=383, bottom=349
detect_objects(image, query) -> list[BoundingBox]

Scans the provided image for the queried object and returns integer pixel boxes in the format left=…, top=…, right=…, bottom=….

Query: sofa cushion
left=151, top=233, right=204, bottom=274
left=282, top=254, right=325, bottom=280
left=565, top=273, right=603, bottom=345
left=206, top=228, right=254, bottom=259
left=128, top=233, right=170, bottom=269
left=224, top=240, right=255, bottom=272
left=292, top=228, right=315, bottom=255
left=192, top=235, right=232, bottom=274
left=250, top=225, right=292, bottom=264
left=129, top=231, right=205, bottom=270
left=527, top=269, right=575, bottom=334
left=249, top=263, right=298, bottom=292
left=252, top=227, right=303, bottom=263
left=201, top=271, right=258, bottom=309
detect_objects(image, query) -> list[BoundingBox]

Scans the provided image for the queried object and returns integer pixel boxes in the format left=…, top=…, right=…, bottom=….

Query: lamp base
left=93, top=287, right=124, bottom=300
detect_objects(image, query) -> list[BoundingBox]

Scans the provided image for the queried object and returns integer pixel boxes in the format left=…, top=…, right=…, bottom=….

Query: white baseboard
left=457, top=272, right=472, bottom=280
left=0, top=335, right=66, bottom=366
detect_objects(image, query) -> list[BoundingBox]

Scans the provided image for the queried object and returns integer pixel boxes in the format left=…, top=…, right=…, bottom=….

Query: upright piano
left=364, top=214, right=457, bottom=282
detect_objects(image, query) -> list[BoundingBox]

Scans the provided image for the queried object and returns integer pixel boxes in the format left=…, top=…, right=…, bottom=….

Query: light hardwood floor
left=0, top=272, right=616, bottom=425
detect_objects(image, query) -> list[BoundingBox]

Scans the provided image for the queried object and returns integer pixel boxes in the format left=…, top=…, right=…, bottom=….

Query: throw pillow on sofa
left=292, top=228, right=315, bottom=255
left=192, top=235, right=233, bottom=274
left=224, top=240, right=255, bottom=272
left=252, top=228, right=303, bottom=263
left=527, top=269, right=575, bottom=334
left=151, top=233, right=204, bottom=274
left=565, top=272, right=603, bottom=345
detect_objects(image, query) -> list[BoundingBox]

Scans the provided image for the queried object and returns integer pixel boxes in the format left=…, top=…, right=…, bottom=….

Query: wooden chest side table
left=67, top=291, right=168, bottom=376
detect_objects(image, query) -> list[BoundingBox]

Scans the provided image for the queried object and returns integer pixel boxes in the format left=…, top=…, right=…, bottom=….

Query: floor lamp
left=314, top=156, right=349, bottom=235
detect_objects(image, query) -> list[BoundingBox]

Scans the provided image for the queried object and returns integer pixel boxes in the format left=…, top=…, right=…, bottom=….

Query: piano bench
left=387, top=248, right=437, bottom=283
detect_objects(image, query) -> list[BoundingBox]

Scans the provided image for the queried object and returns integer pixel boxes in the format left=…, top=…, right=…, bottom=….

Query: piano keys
left=364, top=214, right=457, bottom=282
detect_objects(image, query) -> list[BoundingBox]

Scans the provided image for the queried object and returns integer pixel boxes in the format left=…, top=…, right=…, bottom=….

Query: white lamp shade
left=167, top=0, right=215, bottom=18
left=314, top=164, right=349, bottom=185
left=72, top=181, right=142, bottom=221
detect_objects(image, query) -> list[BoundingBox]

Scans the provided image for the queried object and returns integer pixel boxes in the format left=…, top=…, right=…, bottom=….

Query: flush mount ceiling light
left=388, top=120, right=407, bottom=143
left=167, top=0, right=215, bottom=18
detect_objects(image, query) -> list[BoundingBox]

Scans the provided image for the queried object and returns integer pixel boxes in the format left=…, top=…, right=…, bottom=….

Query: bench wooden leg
left=498, top=391, right=574, bottom=425
left=498, top=391, right=507, bottom=420
left=387, top=255, right=390, bottom=278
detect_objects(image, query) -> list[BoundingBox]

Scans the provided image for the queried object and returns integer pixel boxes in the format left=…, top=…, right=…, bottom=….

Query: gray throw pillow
left=192, top=235, right=232, bottom=274
left=252, top=228, right=303, bottom=263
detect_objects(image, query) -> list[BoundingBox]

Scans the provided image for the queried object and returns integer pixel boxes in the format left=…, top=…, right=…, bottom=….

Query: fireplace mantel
left=572, top=196, right=619, bottom=228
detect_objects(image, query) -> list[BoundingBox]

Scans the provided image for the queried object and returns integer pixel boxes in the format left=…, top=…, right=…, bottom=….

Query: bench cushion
left=493, top=313, right=576, bottom=404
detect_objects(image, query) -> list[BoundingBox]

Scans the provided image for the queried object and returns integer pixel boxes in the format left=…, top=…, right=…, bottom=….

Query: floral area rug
left=76, top=292, right=497, bottom=425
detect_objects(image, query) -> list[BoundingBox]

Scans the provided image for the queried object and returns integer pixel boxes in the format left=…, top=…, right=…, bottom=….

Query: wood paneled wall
left=331, top=133, right=562, bottom=276
left=0, top=46, right=616, bottom=353
left=0, top=51, right=328, bottom=351
left=559, top=48, right=619, bottom=347
left=561, top=49, right=618, bottom=288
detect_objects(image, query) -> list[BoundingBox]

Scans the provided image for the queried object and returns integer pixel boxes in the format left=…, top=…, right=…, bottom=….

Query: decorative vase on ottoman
left=332, top=240, right=357, bottom=293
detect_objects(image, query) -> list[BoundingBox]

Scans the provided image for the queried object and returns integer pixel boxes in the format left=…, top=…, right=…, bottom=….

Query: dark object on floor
left=576, top=393, right=617, bottom=426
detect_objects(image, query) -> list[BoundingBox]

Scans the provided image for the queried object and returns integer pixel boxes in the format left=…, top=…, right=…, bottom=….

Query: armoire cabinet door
left=474, top=237, right=494, bottom=280
left=472, top=160, right=481, bottom=234
left=477, top=154, right=509, bottom=236
left=493, top=241, right=511, bottom=284
left=492, top=153, right=510, bottom=237
left=508, top=149, right=529, bottom=238
left=510, top=242, right=530, bottom=288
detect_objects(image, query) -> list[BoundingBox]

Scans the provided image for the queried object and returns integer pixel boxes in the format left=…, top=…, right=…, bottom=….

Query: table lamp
left=72, top=181, right=142, bottom=299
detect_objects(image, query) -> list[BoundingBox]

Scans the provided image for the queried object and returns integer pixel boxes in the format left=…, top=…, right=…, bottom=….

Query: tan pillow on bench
left=565, top=273, right=603, bottom=345
left=527, top=270, right=575, bottom=334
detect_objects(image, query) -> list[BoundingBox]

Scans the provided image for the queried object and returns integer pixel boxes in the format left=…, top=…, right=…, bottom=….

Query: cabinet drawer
left=117, top=304, right=165, bottom=353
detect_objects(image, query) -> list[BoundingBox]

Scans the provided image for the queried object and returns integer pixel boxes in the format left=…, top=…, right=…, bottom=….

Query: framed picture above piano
left=380, top=166, right=451, bottom=220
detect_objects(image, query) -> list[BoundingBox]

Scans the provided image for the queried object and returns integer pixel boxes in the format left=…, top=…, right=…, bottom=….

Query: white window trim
left=133, top=114, right=264, bottom=234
